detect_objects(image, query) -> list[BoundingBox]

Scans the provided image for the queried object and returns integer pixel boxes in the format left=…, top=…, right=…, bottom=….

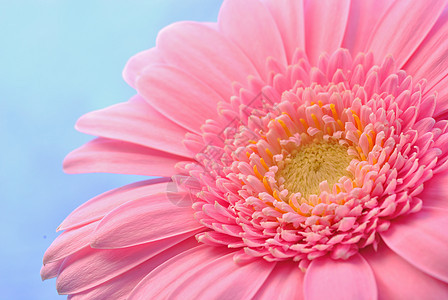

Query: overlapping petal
left=122, top=48, right=164, bottom=88
left=56, top=233, right=194, bottom=295
left=67, top=238, right=200, bottom=300
left=380, top=207, right=448, bottom=283
left=157, top=21, right=260, bottom=99
left=253, top=261, right=304, bottom=300
left=218, top=0, right=287, bottom=79
left=63, top=137, right=187, bottom=176
left=404, top=8, right=448, bottom=89
left=129, top=246, right=275, bottom=299
left=58, top=178, right=171, bottom=231
left=136, top=65, right=223, bottom=133
left=91, top=192, right=203, bottom=248
left=304, top=254, right=377, bottom=300
left=262, top=0, right=305, bottom=63
left=342, top=0, right=393, bottom=54
left=304, top=0, right=351, bottom=65
left=365, top=243, right=448, bottom=299
left=366, top=0, right=448, bottom=66
left=76, top=95, right=193, bottom=157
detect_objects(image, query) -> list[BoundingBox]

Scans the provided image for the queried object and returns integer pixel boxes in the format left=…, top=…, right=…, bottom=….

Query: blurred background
left=0, top=0, right=222, bottom=298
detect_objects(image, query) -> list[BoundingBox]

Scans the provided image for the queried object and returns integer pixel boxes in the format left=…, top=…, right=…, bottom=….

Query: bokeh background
left=1, top=1, right=222, bottom=298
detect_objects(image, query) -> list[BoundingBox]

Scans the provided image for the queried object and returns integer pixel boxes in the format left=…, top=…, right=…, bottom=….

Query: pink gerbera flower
left=42, top=0, right=448, bottom=299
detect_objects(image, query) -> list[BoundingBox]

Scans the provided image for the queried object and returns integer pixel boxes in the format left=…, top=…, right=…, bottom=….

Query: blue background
left=1, top=1, right=222, bottom=298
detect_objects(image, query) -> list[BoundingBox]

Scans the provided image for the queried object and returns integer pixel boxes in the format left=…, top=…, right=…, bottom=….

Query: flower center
left=277, top=139, right=354, bottom=197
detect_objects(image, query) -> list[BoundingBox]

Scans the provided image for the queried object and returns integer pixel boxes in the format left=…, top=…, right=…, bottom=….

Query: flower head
left=43, top=0, right=448, bottom=299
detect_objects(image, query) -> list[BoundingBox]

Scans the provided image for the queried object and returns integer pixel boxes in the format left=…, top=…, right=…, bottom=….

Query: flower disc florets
left=178, top=49, right=447, bottom=269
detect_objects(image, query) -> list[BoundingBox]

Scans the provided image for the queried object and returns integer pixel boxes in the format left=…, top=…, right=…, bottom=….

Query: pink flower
left=42, top=0, right=448, bottom=299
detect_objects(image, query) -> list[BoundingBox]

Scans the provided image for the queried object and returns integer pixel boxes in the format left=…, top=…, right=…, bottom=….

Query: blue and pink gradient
left=0, top=1, right=221, bottom=298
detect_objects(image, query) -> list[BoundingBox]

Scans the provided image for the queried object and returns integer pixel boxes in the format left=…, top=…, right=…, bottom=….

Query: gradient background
left=1, top=1, right=222, bottom=298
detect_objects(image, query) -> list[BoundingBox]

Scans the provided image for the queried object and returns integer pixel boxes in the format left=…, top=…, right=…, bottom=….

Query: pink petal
left=342, top=0, right=393, bottom=54
left=304, top=254, right=377, bottom=300
left=364, top=242, right=448, bottom=299
left=262, top=0, right=306, bottom=63
left=366, top=0, right=448, bottom=66
left=129, top=245, right=275, bottom=299
left=304, top=0, right=351, bottom=65
left=218, top=0, right=287, bottom=79
left=428, top=74, right=448, bottom=117
left=91, top=192, right=203, bottom=248
left=76, top=95, right=192, bottom=158
left=122, top=48, right=164, bottom=88
left=381, top=207, right=448, bottom=283
left=157, top=21, right=260, bottom=100
left=253, top=261, right=304, bottom=300
left=165, top=254, right=275, bottom=299
left=67, top=237, right=200, bottom=300
left=56, top=232, right=193, bottom=295
left=43, top=221, right=98, bottom=265
left=58, top=178, right=171, bottom=231
left=41, top=260, right=63, bottom=281
left=63, top=137, right=187, bottom=176
left=404, top=9, right=448, bottom=87
left=136, top=65, right=223, bottom=134
left=129, top=245, right=231, bottom=299
left=419, top=171, right=448, bottom=210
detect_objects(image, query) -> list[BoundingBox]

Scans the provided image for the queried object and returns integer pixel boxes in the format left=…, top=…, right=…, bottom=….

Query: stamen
left=260, top=158, right=269, bottom=171
left=366, top=134, right=374, bottom=150
left=300, top=118, right=309, bottom=130
left=311, top=114, right=321, bottom=130
left=337, top=119, right=345, bottom=130
left=253, top=165, right=263, bottom=180
left=330, top=103, right=339, bottom=120
left=352, top=111, right=362, bottom=130
left=263, top=176, right=273, bottom=193
left=278, top=119, right=292, bottom=137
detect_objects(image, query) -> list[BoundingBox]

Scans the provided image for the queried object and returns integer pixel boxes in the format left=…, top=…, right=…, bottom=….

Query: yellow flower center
left=278, top=140, right=354, bottom=197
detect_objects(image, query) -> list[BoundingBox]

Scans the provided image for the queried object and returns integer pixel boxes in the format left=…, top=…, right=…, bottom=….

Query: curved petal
left=262, top=0, right=306, bottom=63
left=122, top=48, right=164, bottom=88
left=76, top=95, right=192, bottom=158
left=67, top=237, right=200, bottom=300
left=366, top=0, right=448, bottom=66
left=381, top=207, right=448, bottom=283
left=166, top=253, right=275, bottom=299
left=91, top=192, right=203, bottom=249
left=157, top=21, right=260, bottom=100
left=304, top=254, right=377, bottom=300
left=304, top=0, right=351, bottom=65
left=128, top=245, right=231, bottom=299
left=364, top=242, right=448, bottom=299
left=63, top=137, right=187, bottom=176
left=136, top=65, right=223, bottom=134
left=404, top=8, right=448, bottom=87
left=41, top=260, right=63, bottom=281
left=419, top=171, right=448, bottom=210
left=129, top=245, right=275, bottom=300
left=428, top=74, right=448, bottom=118
left=342, top=0, right=393, bottom=54
left=58, top=178, right=171, bottom=231
left=44, top=221, right=98, bottom=265
left=56, top=232, right=193, bottom=295
left=218, top=0, right=287, bottom=79
left=253, top=261, right=304, bottom=300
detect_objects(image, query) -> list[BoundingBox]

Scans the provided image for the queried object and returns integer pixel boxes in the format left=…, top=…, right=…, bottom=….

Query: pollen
left=277, top=140, right=354, bottom=197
